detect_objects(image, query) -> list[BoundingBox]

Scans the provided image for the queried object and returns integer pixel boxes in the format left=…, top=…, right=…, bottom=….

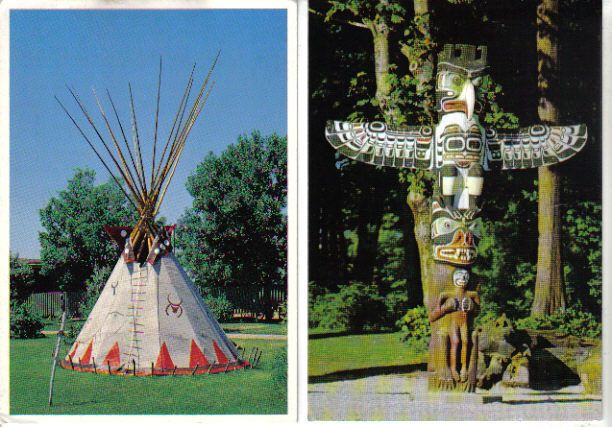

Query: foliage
left=10, top=254, right=36, bottom=302
left=204, top=293, right=234, bottom=323
left=39, top=168, right=137, bottom=292
left=309, top=1, right=601, bottom=331
left=10, top=301, right=44, bottom=339
left=309, top=282, right=388, bottom=332
left=515, top=305, right=601, bottom=338
left=178, top=132, right=287, bottom=320
left=563, top=199, right=602, bottom=313
left=271, top=345, right=288, bottom=389
left=397, top=305, right=430, bottom=343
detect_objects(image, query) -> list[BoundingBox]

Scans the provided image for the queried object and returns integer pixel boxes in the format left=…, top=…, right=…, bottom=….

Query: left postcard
left=0, top=1, right=297, bottom=422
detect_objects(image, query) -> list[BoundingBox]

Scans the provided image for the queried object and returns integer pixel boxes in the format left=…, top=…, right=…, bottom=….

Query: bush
left=309, top=282, right=388, bottom=332
left=204, top=293, right=234, bottom=322
left=271, top=346, right=288, bottom=389
left=515, top=305, right=601, bottom=338
left=10, top=254, right=36, bottom=303
left=397, top=305, right=430, bottom=342
left=10, top=301, right=44, bottom=339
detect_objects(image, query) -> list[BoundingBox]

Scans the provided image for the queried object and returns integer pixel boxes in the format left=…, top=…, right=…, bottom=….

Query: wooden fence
left=25, top=287, right=286, bottom=319
left=25, top=291, right=85, bottom=318
left=220, top=287, right=287, bottom=319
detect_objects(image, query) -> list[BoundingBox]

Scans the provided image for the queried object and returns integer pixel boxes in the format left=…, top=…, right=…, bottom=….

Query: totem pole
left=325, top=44, right=587, bottom=392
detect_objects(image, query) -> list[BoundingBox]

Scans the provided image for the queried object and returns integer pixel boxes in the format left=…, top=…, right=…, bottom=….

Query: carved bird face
left=435, top=44, right=488, bottom=121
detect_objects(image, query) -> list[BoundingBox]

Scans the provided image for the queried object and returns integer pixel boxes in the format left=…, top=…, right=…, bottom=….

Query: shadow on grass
left=503, top=398, right=602, bottom=405
left=309, top=362, right=427, bottom=384
left=309, top=329, right=393, bottom=340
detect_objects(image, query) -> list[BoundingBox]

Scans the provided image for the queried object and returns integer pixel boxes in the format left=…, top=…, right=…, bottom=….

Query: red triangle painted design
left=155, top=342, right=175, bottom=370
left=102, top=342, right=121, bottom=367
left=68, top=342, right=79, bottom=359
left=212, top=340, right=229, bottom=364
left=80, top=339, right=93, bottom=364
left=189, top=339, right=209, bottom=368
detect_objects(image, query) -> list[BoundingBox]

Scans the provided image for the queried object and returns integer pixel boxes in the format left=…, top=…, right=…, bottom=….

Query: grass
left=10, top=336, right=287, bottom=415
left=309, top=330, right=427, bottom=381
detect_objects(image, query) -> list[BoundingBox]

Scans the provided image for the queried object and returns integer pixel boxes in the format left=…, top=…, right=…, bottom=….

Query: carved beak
left=460, top=80, right=476, bottom=120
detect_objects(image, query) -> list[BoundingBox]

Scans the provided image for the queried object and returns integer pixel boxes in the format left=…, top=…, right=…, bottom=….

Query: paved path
left=227, top=333, right=286, bottom=340
left=309, top=372, right=602, bottom=421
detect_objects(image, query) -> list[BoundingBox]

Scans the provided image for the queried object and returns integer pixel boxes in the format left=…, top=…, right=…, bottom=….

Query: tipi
left=56, top=55, right=249, bottom=375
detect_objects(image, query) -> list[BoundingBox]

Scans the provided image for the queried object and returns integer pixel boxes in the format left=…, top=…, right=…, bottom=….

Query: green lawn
left=10, top=336, right=287, bottom=415
left=309, top=331, right=427, bottom=381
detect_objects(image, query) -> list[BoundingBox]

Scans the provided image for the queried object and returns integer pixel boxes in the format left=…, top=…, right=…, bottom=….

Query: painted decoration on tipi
left=56, top=55, right=249, bottom=375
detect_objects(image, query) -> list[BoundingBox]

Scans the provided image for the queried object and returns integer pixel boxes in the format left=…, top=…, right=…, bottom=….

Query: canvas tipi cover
left=61, top=251, right=247, bottom=375
left=57, top=56, right=248, bottom=375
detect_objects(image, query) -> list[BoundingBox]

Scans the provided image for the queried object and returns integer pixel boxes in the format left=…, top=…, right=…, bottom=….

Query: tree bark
left=532, top=0, right=566, bottom=316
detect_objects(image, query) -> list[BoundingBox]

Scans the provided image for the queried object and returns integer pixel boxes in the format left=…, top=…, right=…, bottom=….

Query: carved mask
left=431, top=200, right=481, bottom=265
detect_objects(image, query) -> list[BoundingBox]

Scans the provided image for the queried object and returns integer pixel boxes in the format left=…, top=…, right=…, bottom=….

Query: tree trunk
left=532, top=0, right=566, bottom=316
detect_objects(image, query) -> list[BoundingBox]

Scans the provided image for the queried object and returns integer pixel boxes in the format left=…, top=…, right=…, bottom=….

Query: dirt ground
left=308, top=371, right=602, bottom=421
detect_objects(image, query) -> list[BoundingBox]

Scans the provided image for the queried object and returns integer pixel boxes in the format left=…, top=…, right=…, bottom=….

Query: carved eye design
left=452, top=75, right=463, bottom=86
left=468, top=219, right=482, bottom=237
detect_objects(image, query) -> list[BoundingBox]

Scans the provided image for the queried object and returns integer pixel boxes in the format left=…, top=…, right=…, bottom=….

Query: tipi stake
left=255, top=350, right=263, bottom=368
left=151, top=362, right=154, bottom=376
left=207, top=364, right=213, bottom=374
left=132, top=359, right=136, bottom=376
left=191, top=364, right=199, bottom=375
left=68, top=355, right=74, bottom=370
left=48, top=294, right=67, bottom=406
left=223, top=362, right=230, bottom=373
left=92, top=357, right=97, bottom=374
left=172, top=365, right=177, bottom=376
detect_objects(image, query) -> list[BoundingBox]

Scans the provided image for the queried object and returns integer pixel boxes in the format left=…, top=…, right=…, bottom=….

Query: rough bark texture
left=532, top=0, right=566, bottom=316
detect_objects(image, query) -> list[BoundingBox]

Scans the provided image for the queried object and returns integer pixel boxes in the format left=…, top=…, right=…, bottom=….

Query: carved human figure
left=429, top=268, right=480, bottom=383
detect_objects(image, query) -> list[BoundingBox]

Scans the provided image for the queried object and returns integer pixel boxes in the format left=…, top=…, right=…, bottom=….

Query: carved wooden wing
left=325, top=120, right=435, bottom=169
left=485, top=124, right=587, bottom=170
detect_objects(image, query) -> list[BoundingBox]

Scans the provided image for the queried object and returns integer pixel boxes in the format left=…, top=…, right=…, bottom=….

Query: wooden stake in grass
left=191, top=364, right=199, bottom=375
left=92, top=357, right=97, bottom=375
left=108, top=361, right=111, bottom=375
left=133, top=359, right=137, bottom=376
left=48, top=293, right=67, bottom=406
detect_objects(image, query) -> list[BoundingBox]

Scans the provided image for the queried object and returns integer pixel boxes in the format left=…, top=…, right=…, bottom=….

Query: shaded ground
left=308, top=371, right=602, bottom=421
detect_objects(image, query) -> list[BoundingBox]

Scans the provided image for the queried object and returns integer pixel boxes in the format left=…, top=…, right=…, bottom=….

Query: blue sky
left=10, top=9, right=287, bottom=258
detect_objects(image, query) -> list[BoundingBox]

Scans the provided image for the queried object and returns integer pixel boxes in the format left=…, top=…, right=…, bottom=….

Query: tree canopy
left=309, top=0, right=601, bottom=326
left=177, top=132, right=287, bottom=319
left=39, top=168, right=137, bottom=291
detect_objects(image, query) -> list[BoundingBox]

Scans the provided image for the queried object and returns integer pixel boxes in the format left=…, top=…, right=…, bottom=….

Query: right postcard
left=308, top=1, right=602, bottom=421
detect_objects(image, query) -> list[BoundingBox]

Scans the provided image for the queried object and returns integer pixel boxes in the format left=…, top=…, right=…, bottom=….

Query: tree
left=178, top=132, right=287, bottom=320
left=39, top=168, right=137, bottom=291
left=310, top=0, right=601, bottom=328
left=531, top=0, right=565, bottom=316
left=10, top=254, right=36, bottom=302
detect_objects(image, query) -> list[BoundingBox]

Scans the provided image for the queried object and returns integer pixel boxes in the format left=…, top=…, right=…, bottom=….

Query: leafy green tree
left=39, top=168, right=137, bottom=291
left=178, top=132, right=287, bottom=320
left=10, top=254, right=36, bottom=302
